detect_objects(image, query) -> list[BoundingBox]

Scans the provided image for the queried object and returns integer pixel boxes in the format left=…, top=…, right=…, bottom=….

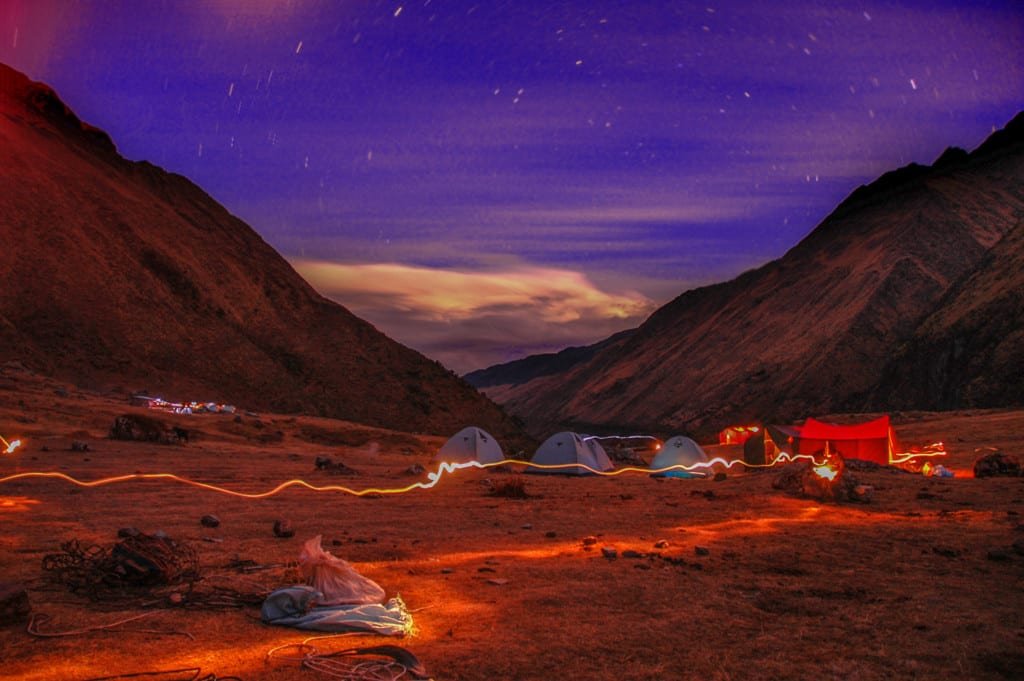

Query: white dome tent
left=432, top=426, right=505, bottom=465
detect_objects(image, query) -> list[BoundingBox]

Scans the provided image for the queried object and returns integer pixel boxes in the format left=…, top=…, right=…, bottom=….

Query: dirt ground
left=1, top=365, right=1022, bottom=680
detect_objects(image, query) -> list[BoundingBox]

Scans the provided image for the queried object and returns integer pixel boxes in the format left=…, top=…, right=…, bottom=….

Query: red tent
left=796, top=415, right=898, bottom=465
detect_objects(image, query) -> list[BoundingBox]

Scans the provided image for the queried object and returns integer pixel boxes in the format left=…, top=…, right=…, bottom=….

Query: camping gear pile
left=42, top=532, right=199, bottom=598
left=771, top=451, right=873, bottom=502
left=260, top=536, right=412, bottom=636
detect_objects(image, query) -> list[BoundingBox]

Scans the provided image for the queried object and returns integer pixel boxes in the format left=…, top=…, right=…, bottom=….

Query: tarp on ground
left=261, top=586, right=411, bottom=634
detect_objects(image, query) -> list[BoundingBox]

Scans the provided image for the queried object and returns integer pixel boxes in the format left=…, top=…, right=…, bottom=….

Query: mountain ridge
left=481, top=112, right=1024, bottom=437
left=0, top=63, right=520, bottom=438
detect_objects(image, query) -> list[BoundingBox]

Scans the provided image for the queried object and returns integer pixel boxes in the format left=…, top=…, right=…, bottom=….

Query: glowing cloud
left=292, top=260, right=655, bottom=371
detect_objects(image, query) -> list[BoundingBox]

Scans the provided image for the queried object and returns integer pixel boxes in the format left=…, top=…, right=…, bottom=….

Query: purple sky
left=2, top=1, right=1021, bottom=373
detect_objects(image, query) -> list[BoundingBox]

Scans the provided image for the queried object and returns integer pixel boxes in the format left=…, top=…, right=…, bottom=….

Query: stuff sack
left=298, top=535, right=386, bottom=605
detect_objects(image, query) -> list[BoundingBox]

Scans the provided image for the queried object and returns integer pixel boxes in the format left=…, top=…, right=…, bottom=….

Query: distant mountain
left=484, top=113, right=1024, bottom=436
left=464, top=329, right=633, bottom=389
left=0, top=63, right=519, bottom=437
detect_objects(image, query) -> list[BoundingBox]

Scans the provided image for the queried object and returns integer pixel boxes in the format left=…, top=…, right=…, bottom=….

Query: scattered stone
left=403, top=463, right=426, bottom=476
left=117, top=527, right=141, bottom=538
left=690, top=489, right=715, bottom=500
left=109, top=414, right=187, bottom=445
left=974, top=452, right=1022, bottom=478
left=713, top=472, right=727, bottom=482
left=153, top=530, right=169, bottom=539
left=545, top=531, right=557, bottom=538
left=694, top=546, right=711, bottom=556
left=601, top=546, right=617, bottom=559
left=622, top=550, right=644, bottom=559
left=201, top=537, right=223, bottom=544
left=486, top=578, right=509, bottom=586
left=986, top=548, right=1011, bottom=562
left=1012, top=540, right=1024, bottom=556
left=273, top=520, right=295, bottom=538
left=634, top=563, right=651, bottom=570
left=619, top=494, right=634, bottom=500
left=441, top=568, right=454, bottom=574
left=168, top=592, right=184, bottom=605
left=917, top=491, right=937, bottom=500
left=200, top=514, right=220, bottom=528
left=582, top=536, right=598, bottom=546
left=314, top=456, right=360, bottom=475
left=40, top=447, right=49, bottom=453
left=477, top=567, right=496, bottom=573
left=70, top=441, right=90, bottom=452
left=0, top=583, right=31, bottom=624
left=54, top=388, right=69, bottom=398
left=852, top=485, right=874, bottom=502
left=233, top=415, right=243, bottom=423
left=932, top=546, right=961, bottom=558
left=331, top=539, right=343, bottom=546
left=521, top=523, right=533, bottom=530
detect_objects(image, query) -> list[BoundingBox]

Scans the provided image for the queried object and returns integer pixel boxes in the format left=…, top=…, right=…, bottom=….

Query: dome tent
left=649, top=435, right=708, bottom=478
left=528, top=431, right=614, bottom=475
left=431, top=426, right=505, bottom=465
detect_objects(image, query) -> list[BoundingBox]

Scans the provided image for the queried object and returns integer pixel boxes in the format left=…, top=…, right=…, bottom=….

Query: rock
left=986, top=548, right=1011, bottom=562
left=932, top=546, right=961, bottom=558
left=1012, top=540, right=1024, bottom=556
left=917, top=491, right=937, bottom=500
left=403, top=463, right=426, bottom=476
left=331, top=539, right=343, bottom=546
left=974, top=451, right=1022, bottom=478
left=168, top=592, right=184, bottom=605
left=622, top=550, right=644, bottom=559
left=634, top=564, right=651, bottom=570
left=0, top=583, right=31, bottom=625
left=695, top=546, right=711, bottom=556
left=582, top=536, right=598, bottom=546
left=109, top=414, right=186, bottom=445
left=441, top=568, right=454, bottom=574
left=545, top=531, right=557, bottom=538
left=273, top=519, right=295, bottom=538
left=117, top=527, right=141, bottom=538
left=521, top=523, right=533, bottom=530
left=477, top=567, right=496, bottom=573
left=654, top=539, right=669, bottom=549
left=601, top=546, right=617, bottom=559
left=852, top=485, right=874, bottom=502
left=54, top=388, right=69, bottom=398
left=713, top=472, right=727, bottom=482
left=233, top=415, right=243, bottom=423
left=486, top=578, right=509, bottom=586
left=200, top=514, right=220, bottom=528
left=314, top=456, right=333, bottom=470
left=70, top=441, right=89, bottom=452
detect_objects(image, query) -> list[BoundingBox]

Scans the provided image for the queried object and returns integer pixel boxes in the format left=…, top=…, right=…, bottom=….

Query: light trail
left=0, top=452, right=826, bottom=499
left=1, top=436, right=22, bottom=454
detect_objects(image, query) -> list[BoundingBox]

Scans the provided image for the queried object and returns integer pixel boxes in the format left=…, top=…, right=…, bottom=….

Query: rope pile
left=266, top=642, right=431, bottom=680
left=42, top=533, right=199, bottom=599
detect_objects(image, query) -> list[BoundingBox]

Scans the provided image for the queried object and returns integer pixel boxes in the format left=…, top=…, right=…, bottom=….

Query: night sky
left=2, top=1, right=1021, bottom=373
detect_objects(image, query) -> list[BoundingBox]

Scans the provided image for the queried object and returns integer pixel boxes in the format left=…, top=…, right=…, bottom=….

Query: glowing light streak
left=1, top=436, right=22, bottom=454
left=0, top=452, right=821, bottom=499
left=889, top=441, right=947, bottom=465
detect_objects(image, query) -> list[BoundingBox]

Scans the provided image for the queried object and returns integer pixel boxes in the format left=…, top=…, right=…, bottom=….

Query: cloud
left=292, top=259, right=655, bottom=372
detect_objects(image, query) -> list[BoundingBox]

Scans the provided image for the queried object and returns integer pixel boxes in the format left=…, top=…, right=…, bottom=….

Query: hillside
left=0, top=63, right=519, bottom=437
left=484, top=113, right=1024, bottom=436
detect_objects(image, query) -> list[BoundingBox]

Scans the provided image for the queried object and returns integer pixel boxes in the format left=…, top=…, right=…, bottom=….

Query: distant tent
left=796, top=416, right=898, bottom=465
left=718, top=425, right=760, bottom=446
left=528, top=432, right=614, bottom=475
left=432, top=426, right=504, bottom=465
left=743, top=425, right=801, bottom=466
left=650, top=436, right=708, bottom=478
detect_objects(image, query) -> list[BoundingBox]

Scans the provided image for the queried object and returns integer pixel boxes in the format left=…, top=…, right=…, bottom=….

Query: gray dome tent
left=432, top=426, right=505, bottom=465
left=528, top=431, right=614, bottom=475
left=649, top=435, right=708, bottom=478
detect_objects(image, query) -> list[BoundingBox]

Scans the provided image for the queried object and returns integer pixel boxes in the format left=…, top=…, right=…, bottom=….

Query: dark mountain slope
left=487, top=113, right=1024, bottom=436
left=0, top=63, right=519, bottom=437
